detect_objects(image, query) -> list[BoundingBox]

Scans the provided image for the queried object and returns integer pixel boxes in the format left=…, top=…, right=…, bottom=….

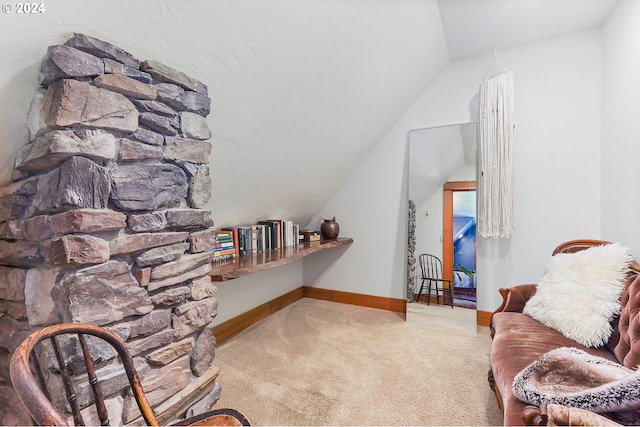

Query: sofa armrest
left=489, top=284, right=537, bottom=337
left=495, top=284, right=538, bottom=314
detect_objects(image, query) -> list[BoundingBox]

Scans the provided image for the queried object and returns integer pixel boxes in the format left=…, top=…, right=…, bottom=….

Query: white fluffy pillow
left=523, top=243, right=633, bottom=348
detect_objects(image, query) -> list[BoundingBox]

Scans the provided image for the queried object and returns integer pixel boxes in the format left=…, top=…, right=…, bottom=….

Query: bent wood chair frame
left=10, top=323, right=157, bottom=426
left=10, top=322, right=250, bottom=426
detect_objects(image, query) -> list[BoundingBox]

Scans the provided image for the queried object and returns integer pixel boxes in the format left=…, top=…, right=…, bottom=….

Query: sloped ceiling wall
left=0, top=0, right=449, bottom=230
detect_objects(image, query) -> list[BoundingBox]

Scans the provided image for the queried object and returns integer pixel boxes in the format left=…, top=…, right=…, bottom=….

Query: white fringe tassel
left=478, top=68, right=515, bottom=239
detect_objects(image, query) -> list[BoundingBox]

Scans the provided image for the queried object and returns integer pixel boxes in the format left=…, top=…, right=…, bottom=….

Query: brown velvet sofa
left=488, top=240, right=640, bottom=426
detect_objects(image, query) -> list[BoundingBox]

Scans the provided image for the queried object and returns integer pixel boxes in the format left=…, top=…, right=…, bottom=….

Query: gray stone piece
left=136, top=242, right=190, bottom=267
left=155, top=84, right=210, bottom=117
left=41, top=234, right=110, bottom=266
left=150, top=286, right=191, bottom=307
left=128, top=127, right=165, bottom=147
left=49, top=208, right=127, bottom=235
left=0, top=316, right=34, bottom=352
left=0, top=215, right=53, bottom=242
left=27, top=88, right=49, bottom=141
left=122, top=355, right=192, bottom=423
left=154, top=82, right=185, bottom=101
left=0, top=266, right=26, bottom=301
left=0, top=183, right=39, bottom=222
left=43, top=79, right=139, bottom=133
left=166, top=209, right=214, bottom=230
left=71, top=396, right=124, bottom=427
left=122, top=66, right=153, bottom=83
left=127, top=212, right=167, bottom=233
left=54, top=260, right=153, bottom=325
left=24, top=267, right=57, bottom=326
left=172, top=298, right=218, bottom=340
left=0, top=300, right=27, bottom=320
left=0, top=240, right=44, bottom=267
left=147, top=263, right=211, bottom=293
left=189, top=229, right=217, bottom=254
left=128, top=310, right=171, bottom=339
left=15, top=130, right=117, bottom=172
left=150, top=253, right=213, bottom=281
left=141, top=60, right=208, bottom=95
left=109, top=232, right=190, bottom=256
left=187, top=165, right=212, bottom=209
left=147, top=337, right=194, bottom=366
left=190, top=276, right=217, bottom=301
left=179, top=112, right=212, bottom=140
left=35, top=156, right=111, bottom=214
left=126, top=328, right=175, bottom=356
left=93, top=74, right=157, bottom=100
left=185, top=382, right=221, bottom=418
left=72, top=357, right=150, bottom=409
left=109, top=162, right=188, bottom=212
left=65, top=33, right=141, bottom=68
left=38, top=44, right=105, bottom=87
left=164, top=138, right=212, bottom=164
left=102, top=58, right=124, bottom=74
left=190, top=324, right=216, bottom=377
left=139, top=112, right=179, bottom=136
left=119, top=138, right=164, bottom=161
left=104, top=59, right=153, bottom=83
left=132, top=99, right=178, bottom=118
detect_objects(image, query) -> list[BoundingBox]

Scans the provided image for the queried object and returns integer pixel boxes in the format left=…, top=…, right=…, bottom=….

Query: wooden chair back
left=10, top=322, right=157, bottom=426
left=552, top=239, right=640, bottom=273
left=418, top=253, right=445, bottom=282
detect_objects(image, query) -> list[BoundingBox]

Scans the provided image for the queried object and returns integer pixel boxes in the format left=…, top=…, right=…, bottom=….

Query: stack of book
left=211, top=230, right=237, bottom=262
left=300, top=229, right=321, bottom=242
left=221, top=219, right=303, bottom=257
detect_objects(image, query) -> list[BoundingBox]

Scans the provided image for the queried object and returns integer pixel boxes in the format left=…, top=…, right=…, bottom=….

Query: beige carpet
left=213, top=298, right=503, bottom=426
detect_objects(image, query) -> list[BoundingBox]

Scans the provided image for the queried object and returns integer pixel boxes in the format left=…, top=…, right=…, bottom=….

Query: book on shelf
left=211, top=253, right=236, bottom=263
left=300, top=229, right=321, bottom=242
left=220, top=219, right=302, bottom=258
left=258, top=220, right=281, bottom=249
left=213, top=229, right=238, bottom=260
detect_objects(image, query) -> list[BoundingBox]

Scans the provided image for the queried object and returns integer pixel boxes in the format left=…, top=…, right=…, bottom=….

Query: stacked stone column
left=0, top=33, right=220, bottom=425
left=407, top=200, right=416, bottom=301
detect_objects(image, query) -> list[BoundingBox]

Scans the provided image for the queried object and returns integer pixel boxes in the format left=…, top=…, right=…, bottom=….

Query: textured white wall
left=315, top=29, right=604, bottom=311
left=601, top=1, right=640, bottom=257
left=0, top=0, right=444, bottom=227
left=0, top=0, right=451, bottom=323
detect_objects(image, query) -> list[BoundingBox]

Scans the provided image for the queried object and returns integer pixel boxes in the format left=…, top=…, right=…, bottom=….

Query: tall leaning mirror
left=407, top=122, right=477, bottom=310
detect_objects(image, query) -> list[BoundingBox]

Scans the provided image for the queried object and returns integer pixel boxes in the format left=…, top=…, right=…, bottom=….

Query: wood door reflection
left=443, top=181, right=476, bottom=306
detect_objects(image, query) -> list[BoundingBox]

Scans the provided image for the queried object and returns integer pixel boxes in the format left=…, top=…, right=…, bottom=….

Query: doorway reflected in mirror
left=407, top=122, right=477, bottom=312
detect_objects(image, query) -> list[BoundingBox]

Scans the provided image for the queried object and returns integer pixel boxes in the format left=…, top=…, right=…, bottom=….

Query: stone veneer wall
left=407, top=200, right=416, bottom=302
left=0, top=34, right=221, bottom=425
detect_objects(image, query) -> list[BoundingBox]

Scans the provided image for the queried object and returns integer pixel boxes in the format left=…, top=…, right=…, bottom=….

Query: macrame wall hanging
left=478, top=50, right=515, bottom=239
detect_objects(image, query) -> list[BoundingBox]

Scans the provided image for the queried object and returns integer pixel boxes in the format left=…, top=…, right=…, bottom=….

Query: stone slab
left=15, top=129, right=117, bottom=172
left=109, top=232, right=189, bottom=255
left=54, top=260, right=153, bottom=325
left=109, top=162, right=188, bottom=212
left=35, top=156, right=111, bottom=215
left=164, top=137, right=211, bottom=164
left=39, top=44, right=104, bottom=86
left=93, top=74, right=157, bottom=100
left=141, top=60, right=208, bottom=95
left=64, top=33, right=141, bottom=68
left=49, top=208, right=127, bottom=235
left=43, top=79, right=138, bottom=132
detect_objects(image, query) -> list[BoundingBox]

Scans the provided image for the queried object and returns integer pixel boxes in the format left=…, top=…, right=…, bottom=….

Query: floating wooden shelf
left=208, top=237, right=353, bottom=281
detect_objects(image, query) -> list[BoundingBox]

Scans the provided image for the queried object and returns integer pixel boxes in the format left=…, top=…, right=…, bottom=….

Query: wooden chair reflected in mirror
left=9, top=322, right=249, bottom=426
left=416, top=253, right=454, bottom=308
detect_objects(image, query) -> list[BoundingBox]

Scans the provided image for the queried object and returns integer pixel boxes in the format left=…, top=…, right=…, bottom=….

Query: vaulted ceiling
left=0, top=0, right=620, bottom=230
